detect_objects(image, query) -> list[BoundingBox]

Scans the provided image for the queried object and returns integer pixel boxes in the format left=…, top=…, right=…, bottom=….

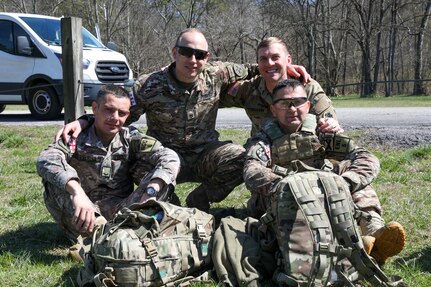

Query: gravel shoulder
left=336, top=107, right=431, bottom=149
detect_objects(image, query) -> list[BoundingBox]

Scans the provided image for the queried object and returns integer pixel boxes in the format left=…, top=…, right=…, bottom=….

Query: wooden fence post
left=61, top=17, right=85, bottom=124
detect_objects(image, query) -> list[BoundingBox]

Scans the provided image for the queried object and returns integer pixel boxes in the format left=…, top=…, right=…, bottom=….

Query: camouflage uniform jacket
left=244, top=114, right=380, bottom=195
left=37, top=125, right=180, bottom=204
left=221, top=77, right=337, bottom=135
left=126, top=61, right=259, bottom=152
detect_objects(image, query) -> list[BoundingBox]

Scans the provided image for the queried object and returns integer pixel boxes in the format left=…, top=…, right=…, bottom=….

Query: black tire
left=0, top=104, right=5, bottom=113
left=28, top=85, right=62, bottom=120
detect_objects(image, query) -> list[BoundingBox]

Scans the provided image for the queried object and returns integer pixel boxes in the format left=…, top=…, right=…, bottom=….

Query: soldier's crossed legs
left=177, top=141, right=246, bottom=212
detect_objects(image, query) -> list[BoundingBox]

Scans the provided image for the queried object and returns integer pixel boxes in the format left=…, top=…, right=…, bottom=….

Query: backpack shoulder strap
left=319, top=173, right=392, bottom=286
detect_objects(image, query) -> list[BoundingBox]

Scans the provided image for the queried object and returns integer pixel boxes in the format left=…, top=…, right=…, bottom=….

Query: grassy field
left=0, top=125, right=430, bottom=286
left=331, top=94, right=431, bottom=108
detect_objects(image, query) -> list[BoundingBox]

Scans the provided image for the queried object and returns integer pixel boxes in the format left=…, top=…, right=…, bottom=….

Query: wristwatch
left=146, top=186, right=157, bottom=197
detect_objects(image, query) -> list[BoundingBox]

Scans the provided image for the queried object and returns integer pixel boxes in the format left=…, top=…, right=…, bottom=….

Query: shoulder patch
left=227, top=82, right=241, bottom=97
left=247, top=141, right=271, bottom=164
left=138, top=137, right=156, bottom=152
left=130, top=134, right=157, bottom=153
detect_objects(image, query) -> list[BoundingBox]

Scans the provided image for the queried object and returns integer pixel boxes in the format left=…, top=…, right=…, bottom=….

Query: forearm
left=244, top=159, right=280, bottom=195
left=37, top=146, right=80, bottom=189
left=144, top=147, right=180, bottom=186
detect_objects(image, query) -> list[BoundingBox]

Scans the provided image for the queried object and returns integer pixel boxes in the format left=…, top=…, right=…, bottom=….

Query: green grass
left=0, top=126, right=430, bottom=286
left=331, top=94, right=431, bottom=108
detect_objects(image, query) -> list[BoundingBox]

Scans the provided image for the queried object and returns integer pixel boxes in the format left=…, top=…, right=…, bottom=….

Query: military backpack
left=77, top=200, right=214, bottom=287
left=261, top=169, right=400, bottom=287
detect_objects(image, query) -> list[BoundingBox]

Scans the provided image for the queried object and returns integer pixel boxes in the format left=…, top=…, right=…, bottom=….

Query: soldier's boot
left=360, top=211, right=405, bottom=265
left=69, top=243, right=84, bottom=262
left=370, top=222, right=406, bottom=265
left=361, top=235, right=376, bottom=255
left=68, top=215, right=107, bottom=262
left=185, top=186, right=210, bottom=212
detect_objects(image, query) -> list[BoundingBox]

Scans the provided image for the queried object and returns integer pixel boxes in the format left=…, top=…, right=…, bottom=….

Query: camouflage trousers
left=43, top=178, right=154, bottom=242
left=178, top=141, right=246, bottom=211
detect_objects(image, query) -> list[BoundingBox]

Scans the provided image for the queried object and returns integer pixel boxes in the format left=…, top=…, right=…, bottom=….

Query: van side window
left=0, top=20, right=14, bottom=53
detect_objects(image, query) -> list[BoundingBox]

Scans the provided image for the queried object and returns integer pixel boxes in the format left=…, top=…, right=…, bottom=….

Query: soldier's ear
left=270, top=104, right=277, bottom=117
left=172, top=46, right=177, bottom=58
left=92, top=101, right=98, bottom=114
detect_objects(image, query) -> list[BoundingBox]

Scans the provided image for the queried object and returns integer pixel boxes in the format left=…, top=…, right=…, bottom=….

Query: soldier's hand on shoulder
left=318, top=118, right=344, bottom=134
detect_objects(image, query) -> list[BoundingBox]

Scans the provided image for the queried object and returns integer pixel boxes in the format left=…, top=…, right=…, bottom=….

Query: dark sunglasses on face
left=176, top=46, right=209, bottom=60
left=273, top=97, right=308, bottom=109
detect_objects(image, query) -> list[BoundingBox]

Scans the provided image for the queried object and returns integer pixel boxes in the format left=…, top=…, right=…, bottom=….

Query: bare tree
left=347, top=0, right=378, bottom=97
left=315, top=0, right=350, bottom=96
left=0, top=0, right=430, bottom=95
left=412, top=0, right=431, bottom=95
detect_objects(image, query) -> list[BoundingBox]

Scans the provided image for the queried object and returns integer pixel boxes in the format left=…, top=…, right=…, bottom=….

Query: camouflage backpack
left=261, top=170, right=399, bottom=287
left=77, top=200, right=214, bottom=287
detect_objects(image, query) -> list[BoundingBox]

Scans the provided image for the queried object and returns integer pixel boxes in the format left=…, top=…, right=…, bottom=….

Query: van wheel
left=0, top=105, right=5, bottom=113
left=28, top=85, right=62, bottom=120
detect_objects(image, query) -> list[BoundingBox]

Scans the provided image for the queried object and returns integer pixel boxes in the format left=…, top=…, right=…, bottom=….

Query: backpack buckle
left=143, top=238, right=159, bottom=260
left=196, top=224, right=208, bottom=242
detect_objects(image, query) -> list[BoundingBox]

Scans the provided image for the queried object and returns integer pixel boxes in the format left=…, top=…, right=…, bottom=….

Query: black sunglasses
left=175, top=46, right=209, bottom=60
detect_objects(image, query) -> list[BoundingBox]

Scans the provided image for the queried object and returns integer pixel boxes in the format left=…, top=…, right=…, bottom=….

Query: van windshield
left=20, top=16, right=105, bottom=48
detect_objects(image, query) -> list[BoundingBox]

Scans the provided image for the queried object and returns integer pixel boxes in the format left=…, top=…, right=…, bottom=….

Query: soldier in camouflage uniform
left=37, top=85, right=180, bottom=242
left=221, top=37, right=341, bottom=136
left=244, top=79, right=405, bottom=265
left=57, top=29, right=309, bottom=212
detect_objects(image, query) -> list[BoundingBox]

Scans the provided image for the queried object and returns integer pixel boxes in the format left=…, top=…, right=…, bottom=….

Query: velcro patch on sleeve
left=139, top=138, right=156, bottom=152
left=227, top=82, right=241, bottom=97
left=323, top=134, right=351, bottom=153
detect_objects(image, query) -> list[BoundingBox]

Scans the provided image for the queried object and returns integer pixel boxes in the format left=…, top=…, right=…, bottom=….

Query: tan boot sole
left=362, top=235, right=376, bottom=255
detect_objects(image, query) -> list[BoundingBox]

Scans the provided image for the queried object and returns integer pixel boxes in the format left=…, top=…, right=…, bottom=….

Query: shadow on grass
left=0, top=222, right=70, bottom=263
left=396, top=246, right=431, bottom=273
left=0, top=222, right=82, bottom=286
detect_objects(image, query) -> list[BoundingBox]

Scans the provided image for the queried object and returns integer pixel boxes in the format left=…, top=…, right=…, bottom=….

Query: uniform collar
left=165, top=62, right=207, bottom=94
left=86, top=124, right=125, bottom=151
left=257, top=77, right=273, bottom=106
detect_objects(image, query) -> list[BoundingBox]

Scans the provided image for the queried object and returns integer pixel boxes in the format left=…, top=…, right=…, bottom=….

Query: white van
left=0, top=13, right=134, bottom=120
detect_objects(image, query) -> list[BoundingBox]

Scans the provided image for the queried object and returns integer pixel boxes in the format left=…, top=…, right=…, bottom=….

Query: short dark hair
left=95, top=85, right=130, bottom=104
left=272, top=79, right=304, bottom=99
left=174, top=28, right=206, bottom=47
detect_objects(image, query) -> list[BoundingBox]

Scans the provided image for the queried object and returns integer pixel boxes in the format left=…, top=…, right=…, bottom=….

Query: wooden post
left=61, top=17, right=85, bottom=124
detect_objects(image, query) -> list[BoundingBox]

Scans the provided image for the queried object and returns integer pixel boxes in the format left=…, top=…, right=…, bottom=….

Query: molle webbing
left=283, top=173, right=336, bottom=286
left=262, top=116, right=324, bottom=168
left=265, top=171, right=394, bottom=287
left=80, top=201, right=214, bottom=287
left=320, top=174, right=391, bottom=287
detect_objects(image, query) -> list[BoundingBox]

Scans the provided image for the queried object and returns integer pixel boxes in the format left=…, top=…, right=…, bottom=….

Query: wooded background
left=1, top=0, right=430, bottom=97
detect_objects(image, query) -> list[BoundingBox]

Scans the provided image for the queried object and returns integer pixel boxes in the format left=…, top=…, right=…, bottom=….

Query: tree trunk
left=413, top=0, right=431, bottom=95
left=372, top=0, right=385, bottom=94
left=387, top=1, right=398, bottom=97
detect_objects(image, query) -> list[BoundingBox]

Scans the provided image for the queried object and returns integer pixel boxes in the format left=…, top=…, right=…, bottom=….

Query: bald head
left=175, top=28, right=208, bottom=51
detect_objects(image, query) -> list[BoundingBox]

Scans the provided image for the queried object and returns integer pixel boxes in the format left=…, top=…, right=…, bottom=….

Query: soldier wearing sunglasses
left=244, top=79, right=405, bottom=266
left=57, top=28, right=310, bottom=212
left=222, top=37, right=341, bottom=136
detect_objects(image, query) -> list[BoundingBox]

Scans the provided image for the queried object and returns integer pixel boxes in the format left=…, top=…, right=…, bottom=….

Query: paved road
left=1, top=107, right=430, bottom=130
